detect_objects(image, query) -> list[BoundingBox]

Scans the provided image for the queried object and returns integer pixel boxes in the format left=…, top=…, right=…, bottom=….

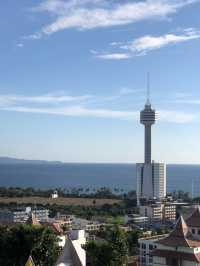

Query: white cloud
left=27, top=0, right=200, bottom=39
left=96, top=28, right=200, bottom=60
left=119, top=87, right=140, bottom=95
left=1, top=105, right=138, bottom=120
left=121, top=28, right=200, bottom=54
left=16, top=43, right=24, bottom=48
left=0, top=94, right=92, bottom=105
left=175, top=91, right=193, bottom=98
left=0, top=92, right=198, bottom=123
left=159, top=110, right=197, bottom=123
left=176, top=99, right=200, bottom=105
left=96, top=53, right=131, bottom=60
left=24, top=33, right=42, bottom=40
left=1, top=105, right=197, bottom=123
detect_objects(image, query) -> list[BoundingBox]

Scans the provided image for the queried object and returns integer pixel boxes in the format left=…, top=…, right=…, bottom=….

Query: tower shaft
left=145, top=124, right=152, bottom=164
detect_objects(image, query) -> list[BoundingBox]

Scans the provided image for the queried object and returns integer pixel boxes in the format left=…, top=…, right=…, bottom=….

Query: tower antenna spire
left=146, top=72, right=150, bottom=105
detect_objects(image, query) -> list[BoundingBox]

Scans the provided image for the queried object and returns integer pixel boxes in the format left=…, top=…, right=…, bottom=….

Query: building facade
left=0, top=207, right=49, bottom=223
left=137, top=163, right=166, bottom=201
left=139, top=235, right=165, bottom=266
left=139, top=203, right=176, bottom=222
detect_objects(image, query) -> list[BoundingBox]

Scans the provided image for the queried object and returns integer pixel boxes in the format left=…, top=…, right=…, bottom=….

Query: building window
left=149, top=257, right=153, bottom=263
left=142, top=243, right=146, bottom=249
left=166, top=257, right=179, bottom=266
left=198, top=230, right=200, bottom=235
left=192, top=229, right=196, bottom=234
left=149, top=244, right=153, bottom=250
left=141, top=257, right=146, bottom=263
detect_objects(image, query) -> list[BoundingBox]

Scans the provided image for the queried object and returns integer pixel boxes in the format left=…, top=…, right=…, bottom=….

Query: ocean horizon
left=0, top=163, right=199, bottom=196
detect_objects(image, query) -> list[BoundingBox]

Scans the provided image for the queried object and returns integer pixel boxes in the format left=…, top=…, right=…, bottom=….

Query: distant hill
left=0, top=157, right=62, bottom=164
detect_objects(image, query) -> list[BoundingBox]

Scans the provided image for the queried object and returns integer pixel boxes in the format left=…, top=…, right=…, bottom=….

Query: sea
left=0, top=163, right=200, bottom=196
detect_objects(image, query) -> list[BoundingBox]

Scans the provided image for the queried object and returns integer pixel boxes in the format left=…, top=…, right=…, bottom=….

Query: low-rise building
left=124, top=214, right=149, bottom=228
left=55, top=213, right=74, bottom=229
left=0, top=207, right=49, bottom=223
left=139, top=235, right=166, bottom=266
left=52, top=190, right=59, bottom=199
left=73, top=217, right=104, bottom=232
left=139, top=203, right=176, bottom=222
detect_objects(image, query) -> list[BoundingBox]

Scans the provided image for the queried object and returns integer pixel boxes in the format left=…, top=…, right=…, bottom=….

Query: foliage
left=0, top=199, right=136, bottom=221
left=0, top=186, right=119, bottom=199
left=84, top=226, right=128, bottom=266
left=151, top=227, right=171, bottom=236
left=0, top=224, right=60, bottom=266
left=0, top=186, right=137, bottom=200
left=126, top=229, right=142, bottom=256
left=84, top=241, right=113, bottom=266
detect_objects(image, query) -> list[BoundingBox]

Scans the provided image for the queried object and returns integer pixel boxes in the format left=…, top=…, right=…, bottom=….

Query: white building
left=137, top=162, right=166, bottom=201
left=55, top=230, right=86, bottom=266
left=52, top=190, right=59, bottom=199
left=124, top=214, right=149, bottom=227
left=139, top=235, right=165, bottom=266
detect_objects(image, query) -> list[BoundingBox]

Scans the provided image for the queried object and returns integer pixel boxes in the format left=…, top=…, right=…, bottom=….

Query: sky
left=0, top=0, right=200, bottom=163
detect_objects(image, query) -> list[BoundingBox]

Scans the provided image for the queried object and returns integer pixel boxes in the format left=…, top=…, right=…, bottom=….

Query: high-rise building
left=137, top=88, right=166, bottom=203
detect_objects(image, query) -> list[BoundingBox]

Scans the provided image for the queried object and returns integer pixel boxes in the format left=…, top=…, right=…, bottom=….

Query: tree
left=84, top=226, right=128, bottom=266
left=32, top=227, right=60, bottom=266
left=126, top=229, right=142, bottom=256
left=84, top=241, right=113, bottom=266
left=0, top=224, right=60, bottom=266
left=109, top=226, right=128, bottom=265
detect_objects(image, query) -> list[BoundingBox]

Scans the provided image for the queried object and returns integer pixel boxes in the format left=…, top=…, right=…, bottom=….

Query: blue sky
left=0, top=0, right=200, bottom=163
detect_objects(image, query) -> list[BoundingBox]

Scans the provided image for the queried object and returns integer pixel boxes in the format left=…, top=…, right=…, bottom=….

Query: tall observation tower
left=136, top=77, right=166, bottom=204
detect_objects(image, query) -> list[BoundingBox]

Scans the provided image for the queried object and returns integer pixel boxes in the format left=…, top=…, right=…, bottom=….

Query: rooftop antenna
left=146, top=72, right=150, bottom=106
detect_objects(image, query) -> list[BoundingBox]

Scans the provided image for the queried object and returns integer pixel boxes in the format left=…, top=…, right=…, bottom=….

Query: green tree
left=84, top=226, right=128, bottom=266
left=126, top=229, right=142, bottom=256
left=109, top=226, right=128, bottom=265
left=84, top=241, right=113, bottom=266
left=0, top=224, right=60, bottom=266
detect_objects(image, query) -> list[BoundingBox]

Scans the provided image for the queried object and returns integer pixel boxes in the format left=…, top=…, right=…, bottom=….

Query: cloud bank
left=26, top=0, right=200, bottom=39
left=0, top=93, right=197, bottom=124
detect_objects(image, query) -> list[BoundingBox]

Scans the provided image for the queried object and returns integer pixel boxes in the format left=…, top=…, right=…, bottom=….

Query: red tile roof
left=152, top=249, right=200, bottom=263
left=51, top=223, right=64, bottom=235
left=157, top=216, right=200, bottom=248
left=186, top=207, right=200, bottom=228
left=40, top=221, right=64, bottom=235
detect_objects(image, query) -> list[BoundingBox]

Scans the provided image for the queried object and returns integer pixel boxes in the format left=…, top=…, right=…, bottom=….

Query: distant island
left=0, top=157, right=62, bottom=165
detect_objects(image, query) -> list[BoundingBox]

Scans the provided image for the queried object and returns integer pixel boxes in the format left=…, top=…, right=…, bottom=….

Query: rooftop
left=157, top=216, right=200, bottom=248
left=152, top=249, right=200, bottom=263
left=186, top=207, right=200, bottom=228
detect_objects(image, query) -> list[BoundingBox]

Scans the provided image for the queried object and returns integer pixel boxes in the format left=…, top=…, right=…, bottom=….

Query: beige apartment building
left=139, top=203, right=176, bottom=221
